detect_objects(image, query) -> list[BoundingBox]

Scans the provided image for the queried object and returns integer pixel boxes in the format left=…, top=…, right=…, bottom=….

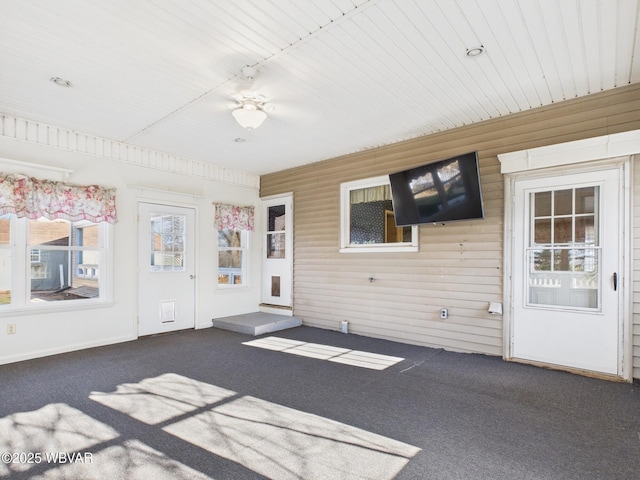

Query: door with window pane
left=138, top=203, right=195, bottom=336
left=262, top=194, right=292, bottom=307
left=512, top=168, right=621, bottom=375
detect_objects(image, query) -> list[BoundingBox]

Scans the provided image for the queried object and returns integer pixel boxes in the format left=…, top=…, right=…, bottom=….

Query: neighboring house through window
left=0, top=216, right=109, bottom=307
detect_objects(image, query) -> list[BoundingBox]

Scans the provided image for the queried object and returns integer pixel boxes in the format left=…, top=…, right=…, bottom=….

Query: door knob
left=190, top=274, right=196, bottom=280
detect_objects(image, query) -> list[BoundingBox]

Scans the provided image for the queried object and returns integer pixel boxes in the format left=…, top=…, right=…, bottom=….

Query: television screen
left=388, top=151, right=484, bottom=226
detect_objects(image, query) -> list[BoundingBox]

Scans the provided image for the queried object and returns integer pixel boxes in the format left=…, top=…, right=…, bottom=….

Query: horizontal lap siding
left=261, top=84, right=640, bottom=365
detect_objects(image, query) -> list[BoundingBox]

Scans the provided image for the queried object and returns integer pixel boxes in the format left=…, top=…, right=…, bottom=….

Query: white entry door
left=138, top=203, right=196, bottom=336
left=262, top=194, right=293, bottom=307
left=512, top=167, right=622, bottom=375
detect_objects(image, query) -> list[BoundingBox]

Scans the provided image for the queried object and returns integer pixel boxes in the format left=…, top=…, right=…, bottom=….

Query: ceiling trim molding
left=0, top=114, right=260, bottom=189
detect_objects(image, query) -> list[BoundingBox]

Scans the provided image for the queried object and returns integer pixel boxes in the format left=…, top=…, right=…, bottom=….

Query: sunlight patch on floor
left=243, top=336, right=405, bottom=370
left=0, top=403, right=212, bottom=479
left=93, top=373, right=420, bottom=479
left=89, top=373, right=235, bottom=425
left=165, top=394, right=419, bottom=480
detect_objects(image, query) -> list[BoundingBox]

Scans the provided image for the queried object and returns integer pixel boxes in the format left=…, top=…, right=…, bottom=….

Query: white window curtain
left=214, top=203, right=255, bottom=231
left=0, top=173, right=117, bottom=224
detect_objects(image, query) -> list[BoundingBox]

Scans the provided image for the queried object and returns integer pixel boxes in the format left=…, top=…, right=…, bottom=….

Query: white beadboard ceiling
left=1, top=0, right=638, bottom=175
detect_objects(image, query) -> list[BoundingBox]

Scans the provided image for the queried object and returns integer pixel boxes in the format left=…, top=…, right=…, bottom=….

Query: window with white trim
left=217, top=228, right=248, bottom=286
left=0, top=215, right=110, bottom=308
left=340, top=175, right=418, bottom=253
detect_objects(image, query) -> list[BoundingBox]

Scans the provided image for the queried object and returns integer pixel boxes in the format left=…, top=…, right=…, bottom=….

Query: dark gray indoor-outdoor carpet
left=0, top=326, right=638, bottom=479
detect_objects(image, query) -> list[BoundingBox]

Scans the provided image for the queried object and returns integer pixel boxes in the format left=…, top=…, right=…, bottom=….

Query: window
left=527, top=186, right=600, bottom=309
left=217, top=228, right=247, bottom=286
left=340, top=176, right=418, bottom=253
left=0, top=215, right=110, bottom=308
left=0, top=216, right=11, bottom=305
left=214, top=203, right=253, bottom=288
left=267, top=205, right=286, bottom=258
left=150, top=214, right=185, bottom=272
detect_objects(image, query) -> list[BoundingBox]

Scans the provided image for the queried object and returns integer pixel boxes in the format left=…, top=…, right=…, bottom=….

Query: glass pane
left=533, top=219, right=551, bottom=244
left=78, top=225, right=99, bottom=247
left=534, top=191, right=551, bottom=217
left=30, top=249, right=100, bottom=302
left=575, top=187, right=595, bottom=214
left=575, top=216, right=595, bottom=244
left=528, top=250, right=599, bottom=309
left=268, top=205, right=286, bottom=232
left=0, top=249, right=11, bottom=305
left=29, top=219, right=70, bottom=246
left=530, top=249, right=552, bottom=271
left=268, top=233, right=285, bottom=258
left=218, top=250, right=242, bottom=269
left=553, top=189, right=572, bottom=216
left=554, top=218, right=572, bottom=244
left=221, top=274, right=241, bottom=285
left=0, top=217, right=10, bottom=245
left=350, top=185, right=397, bottom=244
left=218, top=229, right=241, bottom=248
left=571, top=248, right=597, bottom=272
left=218, top=249, right=242, bottom=285
left=553, top=249, right=571, bottom=271
left=150, top=214, right=186, bottom=272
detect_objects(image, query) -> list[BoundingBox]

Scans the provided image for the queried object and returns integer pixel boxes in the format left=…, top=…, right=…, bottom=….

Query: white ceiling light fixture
left=232, top=98, right=267, bottom=130
left=231, top=65, right=270, bottom=130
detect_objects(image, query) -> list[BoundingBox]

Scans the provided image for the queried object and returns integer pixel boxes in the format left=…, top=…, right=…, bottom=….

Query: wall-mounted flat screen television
left=388, top=151, right=484, bottom=226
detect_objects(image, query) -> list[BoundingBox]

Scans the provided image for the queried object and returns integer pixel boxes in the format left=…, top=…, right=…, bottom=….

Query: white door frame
left=261, top=192, right=293, bottom=311
left=498, top=131, right=640, bottom=381
left=511, top=165, right=623, bottom=373
left=133, top=191, right=200, bottom=337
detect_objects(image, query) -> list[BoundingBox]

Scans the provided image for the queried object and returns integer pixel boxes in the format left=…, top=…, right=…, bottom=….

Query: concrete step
left=212, top=312, right=302, bottom=336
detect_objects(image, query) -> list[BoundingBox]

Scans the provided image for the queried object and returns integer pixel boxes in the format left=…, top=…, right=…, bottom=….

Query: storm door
left=262, top=194, right=292, bottom=308
left=512, top=168, right=621, bottom=375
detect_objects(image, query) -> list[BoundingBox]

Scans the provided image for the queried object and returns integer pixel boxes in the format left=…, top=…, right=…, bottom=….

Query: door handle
left=190, top=274, right=196, bottom=280
left=613, top=272, right=617, bottom=291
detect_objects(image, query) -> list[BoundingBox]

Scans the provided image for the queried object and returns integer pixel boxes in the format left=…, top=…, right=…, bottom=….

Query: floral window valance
left=0, top=173, right=118, bottom=224
left=214, top=203, right=254, bottom=231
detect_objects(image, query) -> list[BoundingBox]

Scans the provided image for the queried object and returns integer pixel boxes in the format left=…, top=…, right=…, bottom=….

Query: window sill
left=0, top=300, right=114, bottom=317
left=340, top=244, right=419, bottom=253
left=215, top=284, right=250, bottom=292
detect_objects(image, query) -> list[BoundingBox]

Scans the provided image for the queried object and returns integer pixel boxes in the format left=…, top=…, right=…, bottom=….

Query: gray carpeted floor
left=0, top=326, right=639, bottom=479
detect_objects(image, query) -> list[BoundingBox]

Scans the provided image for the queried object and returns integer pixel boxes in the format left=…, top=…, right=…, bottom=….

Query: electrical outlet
left=440, top=308, right=448, bottom=319
left=7, top=324, right=16, bottom=335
